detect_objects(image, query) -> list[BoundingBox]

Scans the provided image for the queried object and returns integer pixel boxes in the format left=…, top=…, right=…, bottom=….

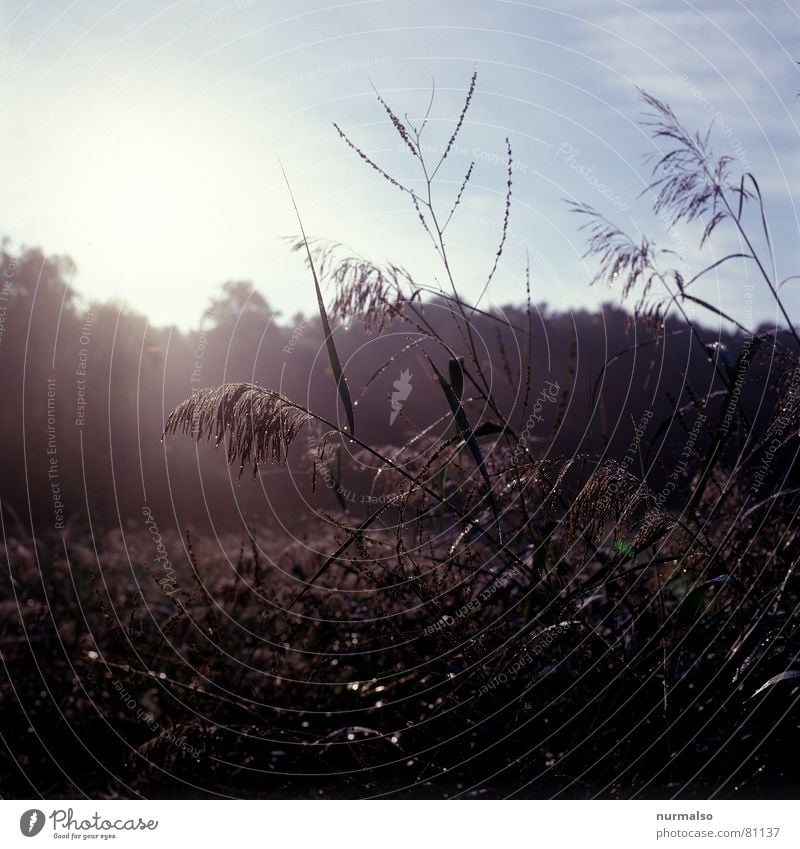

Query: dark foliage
left=2, top=74, right=799, bottom=800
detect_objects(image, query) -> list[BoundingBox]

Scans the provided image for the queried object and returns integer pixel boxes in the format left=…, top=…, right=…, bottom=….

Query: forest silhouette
left=2, top=69, right=799, bottom=799
left=1, top=239, right=782, bottom=537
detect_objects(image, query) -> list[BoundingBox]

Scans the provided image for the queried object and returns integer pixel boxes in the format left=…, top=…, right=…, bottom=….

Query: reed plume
left=164, top=383, right=311, bottom=477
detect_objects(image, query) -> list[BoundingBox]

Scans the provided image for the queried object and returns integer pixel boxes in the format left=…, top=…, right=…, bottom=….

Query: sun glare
left=51, top=105, right=241, bottom=316
left=79, top=119, right=213, bottom=262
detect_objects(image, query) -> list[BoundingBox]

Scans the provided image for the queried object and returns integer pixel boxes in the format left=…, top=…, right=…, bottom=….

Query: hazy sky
left=1, top=0, right=798, bottom=331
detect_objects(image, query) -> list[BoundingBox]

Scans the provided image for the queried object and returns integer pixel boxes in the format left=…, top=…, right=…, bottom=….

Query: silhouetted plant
left=84, top=71, right=800, bottom=798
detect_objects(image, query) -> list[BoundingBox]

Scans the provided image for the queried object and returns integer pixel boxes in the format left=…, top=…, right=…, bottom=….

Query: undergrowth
left=2, top=72, right=799, bottom=799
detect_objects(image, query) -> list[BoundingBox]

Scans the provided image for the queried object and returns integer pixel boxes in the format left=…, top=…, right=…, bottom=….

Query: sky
left=1, top=0, right=799, bottom=331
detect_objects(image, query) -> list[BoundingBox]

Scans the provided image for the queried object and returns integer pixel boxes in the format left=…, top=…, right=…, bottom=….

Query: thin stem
left=703, top=167, right=800, bottom=349
left=278, top=397, right=532, bottom=577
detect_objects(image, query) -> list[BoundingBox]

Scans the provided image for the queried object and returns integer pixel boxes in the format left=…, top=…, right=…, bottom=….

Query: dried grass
left=164, top=383, right=311, bottom=476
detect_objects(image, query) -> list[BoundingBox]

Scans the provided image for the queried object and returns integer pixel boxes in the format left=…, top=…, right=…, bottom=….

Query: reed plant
left=121, top=72, right=800, bottom=796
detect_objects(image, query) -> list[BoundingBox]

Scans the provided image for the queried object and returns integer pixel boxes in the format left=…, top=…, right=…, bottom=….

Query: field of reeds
left=1, top=72, right=799, bottom=799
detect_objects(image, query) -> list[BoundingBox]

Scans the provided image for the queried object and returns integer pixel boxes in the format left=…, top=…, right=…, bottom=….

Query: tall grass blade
left=448, top=356, right=465, bottom=400
left=278, top=160, right=356, bottom=436
left=426, top=353, right=499, bottom=530
left=752, top=671, right=800, bottom=698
